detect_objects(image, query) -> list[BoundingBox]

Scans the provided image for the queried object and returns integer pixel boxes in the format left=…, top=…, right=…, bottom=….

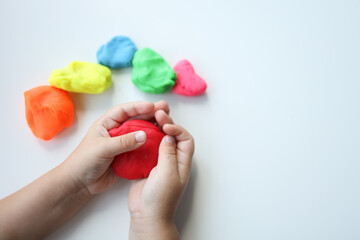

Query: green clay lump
left=131, top=48, right=176, bottom=94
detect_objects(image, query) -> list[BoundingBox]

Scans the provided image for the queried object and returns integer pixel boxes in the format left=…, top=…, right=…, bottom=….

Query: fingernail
left=164, top=135, right=175, bottom=144
left=135, top=131, right=146, bottom=143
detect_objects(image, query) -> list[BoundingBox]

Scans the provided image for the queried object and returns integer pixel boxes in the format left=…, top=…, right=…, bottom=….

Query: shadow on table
left=175, top=160, right=198, bottom=234
left=69, top=82, right=115, bottom=112
left=136, top=90, right=209, bottom=108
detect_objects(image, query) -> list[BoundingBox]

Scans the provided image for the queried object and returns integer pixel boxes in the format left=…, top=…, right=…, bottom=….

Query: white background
left=1, top=0, right=360, bottom=239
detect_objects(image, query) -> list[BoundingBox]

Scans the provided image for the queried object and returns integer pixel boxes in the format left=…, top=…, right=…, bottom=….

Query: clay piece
left=49, top=61, right=112, bottom=94
left=131, top=48, right=176, bottom=94
left=173, top=59, right=207, bottom=96
left=24, top=86, right=74, bottom=141
left=108, top=119, right=165, bottom=180
left=97, top=36, right=137, bottom=69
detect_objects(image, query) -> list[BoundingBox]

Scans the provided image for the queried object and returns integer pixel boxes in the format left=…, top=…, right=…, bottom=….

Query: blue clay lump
left=97, top=36, right=137, bottom=69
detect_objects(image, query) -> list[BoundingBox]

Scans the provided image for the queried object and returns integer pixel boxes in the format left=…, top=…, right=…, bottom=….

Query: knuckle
left=163, top=146, right=177, bottom=156
left=162, top=151, right=176, bottom=161
left=118, top=134, right=134, bottom=148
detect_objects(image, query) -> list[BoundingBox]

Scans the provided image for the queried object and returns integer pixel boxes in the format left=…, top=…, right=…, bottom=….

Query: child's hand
left=128, top=110, right=195, bottom=239
left=0, top=100, right=191, bottom=239
left=63, top=101, right=170, bottom=196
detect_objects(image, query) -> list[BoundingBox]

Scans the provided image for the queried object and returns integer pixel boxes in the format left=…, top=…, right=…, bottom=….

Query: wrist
left=55, top=162, right=92, bottom=200
left=129, top=216, right=179, bottom=240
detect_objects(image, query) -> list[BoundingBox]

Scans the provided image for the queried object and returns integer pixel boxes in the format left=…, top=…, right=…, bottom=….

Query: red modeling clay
left=109, top=119, right=165, bottom=180
left=173, top=59, right=207, bottom=96
left=24, top=85, right=74, bottom=141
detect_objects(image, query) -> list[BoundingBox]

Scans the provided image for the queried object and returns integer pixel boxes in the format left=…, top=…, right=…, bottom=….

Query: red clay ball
left=108, top=119, right=165, bottom=180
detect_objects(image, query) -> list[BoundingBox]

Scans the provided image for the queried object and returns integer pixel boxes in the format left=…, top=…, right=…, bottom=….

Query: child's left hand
left=63, top=100, right=170, bottom=196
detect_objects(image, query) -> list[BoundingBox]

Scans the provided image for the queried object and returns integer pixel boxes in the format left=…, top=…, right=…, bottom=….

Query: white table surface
left=1, top=0, right=360, bottom=239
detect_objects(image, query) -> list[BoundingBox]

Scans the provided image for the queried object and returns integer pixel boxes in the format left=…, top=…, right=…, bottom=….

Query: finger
left=101, top=130, right=147, bottom=157
left=155, top=110, right=174, bottom=130
left=155, top=100, right=170, bottom=114
left=163, top=124, right=194, bottom=182
left=99, top=101, right=155, bottom=130
left=157, top=135, right=178, bottom=176
left=130, top=100, right=170, bottom=123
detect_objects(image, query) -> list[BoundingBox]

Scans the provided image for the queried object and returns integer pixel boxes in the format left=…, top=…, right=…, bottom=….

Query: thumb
left=157, top=135, right=178, bottom=175
left=103, top=131, right=147, bottom=157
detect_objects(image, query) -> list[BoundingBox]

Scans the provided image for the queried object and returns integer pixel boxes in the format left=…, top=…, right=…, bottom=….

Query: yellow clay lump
left=49, top=61, right=112, bottom=94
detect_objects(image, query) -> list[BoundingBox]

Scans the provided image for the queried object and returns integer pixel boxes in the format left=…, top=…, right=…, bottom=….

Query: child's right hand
left=128, top=110, right=194, bottom=240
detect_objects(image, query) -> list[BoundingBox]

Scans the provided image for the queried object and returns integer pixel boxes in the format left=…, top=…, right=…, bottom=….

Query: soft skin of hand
left=63, top=100, right=170, bottom=196
left=129, top=110, right=195, bottom=240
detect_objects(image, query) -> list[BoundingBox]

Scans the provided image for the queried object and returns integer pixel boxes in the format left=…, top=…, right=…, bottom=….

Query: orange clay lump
left=24, top=86, right=74, bottom=140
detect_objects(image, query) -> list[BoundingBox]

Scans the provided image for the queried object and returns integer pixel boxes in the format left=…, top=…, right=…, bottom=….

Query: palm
left=128, top=167, right=163, bottom=214
left=128, top=178, right=147, bottom=213
left=86, top=165, right=120, bottom=195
